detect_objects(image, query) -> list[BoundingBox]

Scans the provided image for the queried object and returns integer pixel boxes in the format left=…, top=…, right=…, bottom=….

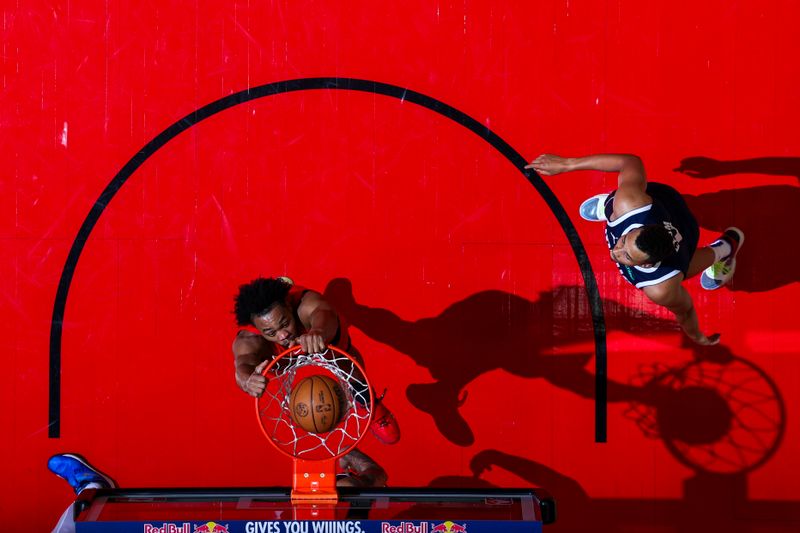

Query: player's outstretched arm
left=642, top=277, right=720, bottom=346
left=527, top=153, right=648, bottom=216
left=526, top=153, right=643, bottom=179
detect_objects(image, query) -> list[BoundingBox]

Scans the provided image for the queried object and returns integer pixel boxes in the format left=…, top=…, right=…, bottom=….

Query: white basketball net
left=257, top=348, right=372, bottom=461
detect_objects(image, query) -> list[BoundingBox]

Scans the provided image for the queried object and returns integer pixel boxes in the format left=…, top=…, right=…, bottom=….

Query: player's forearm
left=233, top=348, right=260, bottom=390
left=673, top=305, right=705, bottom=343
left=565, top=154, right=642, bottom=174
left=647, top=283, right=706, bottom=343
left=235, top=363, right=255, bottom=391
left=308, top=308, right=340, bottom=343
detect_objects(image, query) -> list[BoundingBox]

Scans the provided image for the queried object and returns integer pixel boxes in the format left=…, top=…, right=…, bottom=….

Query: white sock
left=708, top=239, right=732, bottom=261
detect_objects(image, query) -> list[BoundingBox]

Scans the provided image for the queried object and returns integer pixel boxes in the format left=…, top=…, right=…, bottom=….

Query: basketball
left=289, top=375, right=345, bottom=433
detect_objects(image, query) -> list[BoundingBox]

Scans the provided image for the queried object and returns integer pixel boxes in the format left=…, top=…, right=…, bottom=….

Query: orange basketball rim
left=254, top=345, right=374, bottom=505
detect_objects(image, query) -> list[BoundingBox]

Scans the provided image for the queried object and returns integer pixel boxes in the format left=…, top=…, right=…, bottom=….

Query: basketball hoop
left=255, top=345, right=374, bottom=505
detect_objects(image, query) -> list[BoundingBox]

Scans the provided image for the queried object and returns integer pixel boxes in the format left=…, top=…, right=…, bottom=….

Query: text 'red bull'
left=381, top=522, right=429, bottom=533
left=143, top=524, right=191, bottom=533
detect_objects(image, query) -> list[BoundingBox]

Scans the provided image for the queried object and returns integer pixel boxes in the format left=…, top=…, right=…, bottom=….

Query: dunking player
left=232, top=276, right=400, bottom=444
left=527, top=154, right=744, bottom=345
left=47, top=449, right=386, bottom=531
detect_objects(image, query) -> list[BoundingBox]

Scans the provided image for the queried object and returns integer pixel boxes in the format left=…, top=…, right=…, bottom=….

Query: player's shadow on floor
left=675, top=156, right=800, bottom=292
left=325, top=279, right=736, bottom=446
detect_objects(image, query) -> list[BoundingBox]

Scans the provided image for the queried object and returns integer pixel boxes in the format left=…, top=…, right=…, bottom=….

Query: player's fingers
left=299, top=338, right=310, bottom=353
left=255, top=359, right=269, bottom=373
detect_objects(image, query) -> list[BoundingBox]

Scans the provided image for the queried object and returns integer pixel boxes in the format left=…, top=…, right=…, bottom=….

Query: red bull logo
left=193, top=522, right=230, bottom=533
left=431, top=521, right=467, bottom=533
left=381, top=523, right=429, bottom=533
left=143, top=524, right=191, bottom=533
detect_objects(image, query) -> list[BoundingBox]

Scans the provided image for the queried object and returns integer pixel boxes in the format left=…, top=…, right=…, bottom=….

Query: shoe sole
left=579, top=194, right=609, bottom=222
left=701, top=259, right=736, bottom=290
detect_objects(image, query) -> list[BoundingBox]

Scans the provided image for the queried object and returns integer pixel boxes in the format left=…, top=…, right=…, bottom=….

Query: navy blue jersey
left=603, top=183, right=700, bottom=289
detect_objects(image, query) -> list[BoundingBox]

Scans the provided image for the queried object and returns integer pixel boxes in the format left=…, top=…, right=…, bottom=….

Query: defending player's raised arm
left=525, top=154, right=573, bottom=176
left=232, top=333, right=270, bottom=397
left=526, top=153, right=643, bottom=179
left=527, top=153, right=648, bottom=217
left=294, top=291, right=339, bottom=353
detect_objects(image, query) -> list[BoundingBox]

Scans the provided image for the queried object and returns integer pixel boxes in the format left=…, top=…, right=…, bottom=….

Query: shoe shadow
left=676, top=156, right=800, bottom=292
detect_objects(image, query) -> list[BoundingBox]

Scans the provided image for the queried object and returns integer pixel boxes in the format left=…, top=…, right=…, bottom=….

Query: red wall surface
left=2, top=1, right=799, bottom=531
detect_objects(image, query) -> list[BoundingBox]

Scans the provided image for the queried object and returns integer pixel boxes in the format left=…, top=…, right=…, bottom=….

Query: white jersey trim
left=635, top=262, right=662, bottom=273
left=621, top=223, right=643, bottom=235
left=635, top=269, right=682, bottom=288
left=607, top=204, right=653, bottom=228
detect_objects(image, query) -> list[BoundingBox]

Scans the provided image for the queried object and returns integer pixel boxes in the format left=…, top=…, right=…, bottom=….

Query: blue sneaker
left=47, top=454, right=115, bottom=494
left=700, top=227, right=745, bottom=290
left=579, top=194, right=609, bottom=222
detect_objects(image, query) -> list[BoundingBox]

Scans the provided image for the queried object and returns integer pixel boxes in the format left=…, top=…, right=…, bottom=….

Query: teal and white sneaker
left=700, top=227, right=745, bottom=290
left=47, top=454, right=115, bottom=494
left=579, top=194, right=609, bottom=222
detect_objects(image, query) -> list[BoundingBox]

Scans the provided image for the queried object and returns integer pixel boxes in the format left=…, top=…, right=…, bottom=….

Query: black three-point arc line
left=48, top=77, right=608, bottom=441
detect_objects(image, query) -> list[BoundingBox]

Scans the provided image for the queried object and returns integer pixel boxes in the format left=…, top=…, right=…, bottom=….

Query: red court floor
left=1, top=1, right=799, bottom=531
